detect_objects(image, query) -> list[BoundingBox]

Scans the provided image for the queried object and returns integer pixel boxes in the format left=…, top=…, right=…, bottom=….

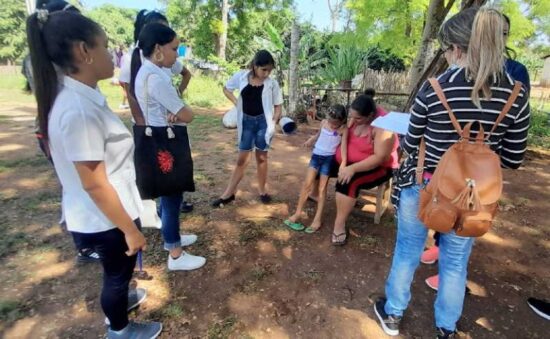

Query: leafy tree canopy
left=86, top=4, right=137, bottom=47
left=163, top=0, right=294, bottom=66
left=0, top=0, right=27, bottom=63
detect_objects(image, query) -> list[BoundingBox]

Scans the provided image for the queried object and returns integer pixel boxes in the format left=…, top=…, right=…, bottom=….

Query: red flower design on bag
left=157, top=150, right=174, bottom=174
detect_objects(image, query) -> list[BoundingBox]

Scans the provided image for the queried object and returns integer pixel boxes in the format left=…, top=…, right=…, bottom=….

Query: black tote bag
left=133, top=74, right=195, bottom=199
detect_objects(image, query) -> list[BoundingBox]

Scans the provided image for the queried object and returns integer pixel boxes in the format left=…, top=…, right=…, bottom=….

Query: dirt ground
left=0, top=103, right=548, bottom=339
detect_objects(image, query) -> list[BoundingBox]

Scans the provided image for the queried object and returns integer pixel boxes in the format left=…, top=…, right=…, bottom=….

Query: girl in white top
left=26, top=10, right=161, bottom=338
left=119, top=9, right=191, bottom=126
left=130, top=23, right=206, bottom=272
left=285, top=105, right=348, bottom=233
left=120, top=9, right=194, bottom=213
left=211, top=50, right=283, bottom=207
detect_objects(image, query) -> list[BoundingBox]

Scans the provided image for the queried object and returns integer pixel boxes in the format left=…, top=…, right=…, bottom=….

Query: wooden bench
left=359, top=178, right=393, bottom=224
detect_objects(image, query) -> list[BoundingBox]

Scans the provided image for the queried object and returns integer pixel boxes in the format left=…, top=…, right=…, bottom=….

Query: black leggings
left=72, top=220, right=140, bottom=330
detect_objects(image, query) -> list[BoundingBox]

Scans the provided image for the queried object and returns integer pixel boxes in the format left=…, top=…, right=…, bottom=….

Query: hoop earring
left=85, top=57, right=94, bottom=65
left=154, top=51, right=164, bottom=63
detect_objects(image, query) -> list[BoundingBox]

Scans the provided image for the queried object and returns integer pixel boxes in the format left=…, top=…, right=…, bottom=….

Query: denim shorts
left=309, top=153, right=334, bottom=176
left=239, top=114, right=269, bottom=151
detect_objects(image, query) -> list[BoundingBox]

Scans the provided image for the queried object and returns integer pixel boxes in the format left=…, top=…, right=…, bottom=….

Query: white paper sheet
left=371, top=111, right=411, bottom=135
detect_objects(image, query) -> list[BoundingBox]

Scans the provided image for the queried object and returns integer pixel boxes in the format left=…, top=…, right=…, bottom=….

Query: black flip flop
left=211, top=195, right=235, bottom=208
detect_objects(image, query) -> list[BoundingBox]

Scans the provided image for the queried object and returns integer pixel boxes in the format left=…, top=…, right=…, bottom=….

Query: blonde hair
left=467, top=8, right=506, bottom=107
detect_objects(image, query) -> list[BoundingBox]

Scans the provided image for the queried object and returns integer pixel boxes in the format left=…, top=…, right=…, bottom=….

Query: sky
left=82, top=0, right=340, bottom=31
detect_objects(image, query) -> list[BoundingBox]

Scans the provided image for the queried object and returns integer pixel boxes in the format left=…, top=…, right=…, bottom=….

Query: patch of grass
left=0, top=156, right=50, bottom=173
left=0, top=73, right=34, bottom=105
left=22, top=191, right=60, bottom=214
left=207, top=316, right=238, bottom=339
left=239, top=264, right=273, bottom=294
left=358, top=235, right=380, bottom=249
left=194, top=172, right=215, bottom=185
left=302, top=269, right=324, bottom=283
left=238, top=221, right=267, bottom=245
left=162, top=303, right=185, bottom=319
left=189, top=113, right=223, bottom=143
left=528, top=108, right=550, bottom=149
left=0, top=232, right=28, bottom=258
left=184, top=75, right=227, bottom=109
left=0, top=299, right=24, bottom=322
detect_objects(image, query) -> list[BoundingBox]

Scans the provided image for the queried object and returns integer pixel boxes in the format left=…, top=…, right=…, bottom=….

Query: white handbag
left=139, top=199, right=162, bottom=229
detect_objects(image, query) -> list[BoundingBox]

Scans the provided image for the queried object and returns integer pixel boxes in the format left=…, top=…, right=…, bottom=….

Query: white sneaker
left=163, top=234, right=198, bottom=251
left=181, top=234, right=198, bottom=247
left=167, top=252, right=206, bottom=271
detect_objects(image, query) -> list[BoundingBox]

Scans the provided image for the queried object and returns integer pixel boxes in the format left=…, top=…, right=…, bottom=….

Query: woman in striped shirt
left=374, top=8, right=530, bottom=338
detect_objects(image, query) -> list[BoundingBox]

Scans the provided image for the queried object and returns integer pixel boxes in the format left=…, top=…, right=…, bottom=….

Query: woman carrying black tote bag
left=130, top=23, right=206, bottom=271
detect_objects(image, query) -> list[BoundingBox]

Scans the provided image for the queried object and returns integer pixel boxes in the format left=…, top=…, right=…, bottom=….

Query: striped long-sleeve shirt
left=391, top=67, right=531, bottom=207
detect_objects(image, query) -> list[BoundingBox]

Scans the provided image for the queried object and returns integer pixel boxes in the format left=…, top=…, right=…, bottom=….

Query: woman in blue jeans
left=375, top=8, right=531, bottom=338
left=212, top=50, right=283, bottom=207
left=131, top=23, right=205, bottom=271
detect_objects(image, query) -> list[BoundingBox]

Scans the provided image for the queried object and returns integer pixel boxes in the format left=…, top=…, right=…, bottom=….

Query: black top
left=241, top=84, right=264, bottom=116
left=391, top=67, right=530, bottom=207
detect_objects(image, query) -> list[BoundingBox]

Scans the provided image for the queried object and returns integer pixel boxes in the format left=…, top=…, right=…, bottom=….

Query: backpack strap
left=415, top=79, right=522, bottom=186
left=416, top=78, right=453, bottom=185
left=487, top=80, right=522, bottom=138
left=428, top=78, right=462, bottom=135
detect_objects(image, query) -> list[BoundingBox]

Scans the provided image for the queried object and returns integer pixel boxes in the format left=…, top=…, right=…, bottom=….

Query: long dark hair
left=351, top=88, right=377, bottom=118
left=26, top=11, right=102, bottom=139
left=36, top=0, right=79, bottom=12
left=249, top=50, right=275, bottom=77
left=502, top=14, right=517, bottom=60
left=133, top=9, right=168, bottom=43
left=130, top=23, right=177, bottom=97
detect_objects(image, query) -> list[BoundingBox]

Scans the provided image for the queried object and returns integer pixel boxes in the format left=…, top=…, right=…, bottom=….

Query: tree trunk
left=404, top=0, right=488, bottom=111
left=327, top=0, right=343, bottom=32
left=408, top=0, right=447, bottom=91
left=217, top=0, right=229, bottom=61
left=288, top=21, right=300, bottom=118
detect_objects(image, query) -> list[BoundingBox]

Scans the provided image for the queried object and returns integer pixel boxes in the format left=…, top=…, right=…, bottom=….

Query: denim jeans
left=72, top=219, right=141, bottom=331
left=384, top=184, right=474, bottom=331
left=239, top=113, right=269, bottom=151
left=160, top=193, right=182, bottom=250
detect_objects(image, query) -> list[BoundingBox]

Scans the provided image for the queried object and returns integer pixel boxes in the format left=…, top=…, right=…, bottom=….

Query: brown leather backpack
left=416, top=78, right=522, bottom=237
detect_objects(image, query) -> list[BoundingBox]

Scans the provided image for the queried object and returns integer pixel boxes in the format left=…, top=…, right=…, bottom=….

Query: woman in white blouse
left=211, top=50, right=283, bottom=207
left=119, top=9, right=194, bottom=213
left=27, top=10, right=160, bottom=338
left=130, top=23, right=206, bottom=272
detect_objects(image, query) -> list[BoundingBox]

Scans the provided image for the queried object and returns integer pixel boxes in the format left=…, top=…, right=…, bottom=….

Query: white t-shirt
left=134, top=59, right=186, bottom=127
left=48, top=76, right=143, bottom=233
left=118, top=47, right=184, bottom=84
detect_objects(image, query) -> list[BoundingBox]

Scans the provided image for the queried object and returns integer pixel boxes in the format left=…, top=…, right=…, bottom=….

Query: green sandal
left=304, top=226, right=321, bottom=234
left=284, top=219, right=305, bottom=231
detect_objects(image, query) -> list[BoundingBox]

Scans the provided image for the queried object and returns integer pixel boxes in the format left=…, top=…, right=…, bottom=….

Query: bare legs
left=255, top=151, right=268, bottom=196
left=288, top=170, right=330, bottom=230
left=220, top=150, right=268, bottom=199
left=288, top=168, right=318, bottom=223
left=332, top=192, right=356, bottom=241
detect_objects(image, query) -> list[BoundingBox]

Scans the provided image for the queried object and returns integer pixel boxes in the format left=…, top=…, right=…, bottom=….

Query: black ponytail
left=351, top=88, right=377, bottom=118
left=27, top=14, right=58, bottom=141
left=26, top=11, right=102, bottom=139
left=130, top=23, right=177, bottom=97
left=130, top=47, right=142, bottom=98
left=133, top=9, right=168, bottom=43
